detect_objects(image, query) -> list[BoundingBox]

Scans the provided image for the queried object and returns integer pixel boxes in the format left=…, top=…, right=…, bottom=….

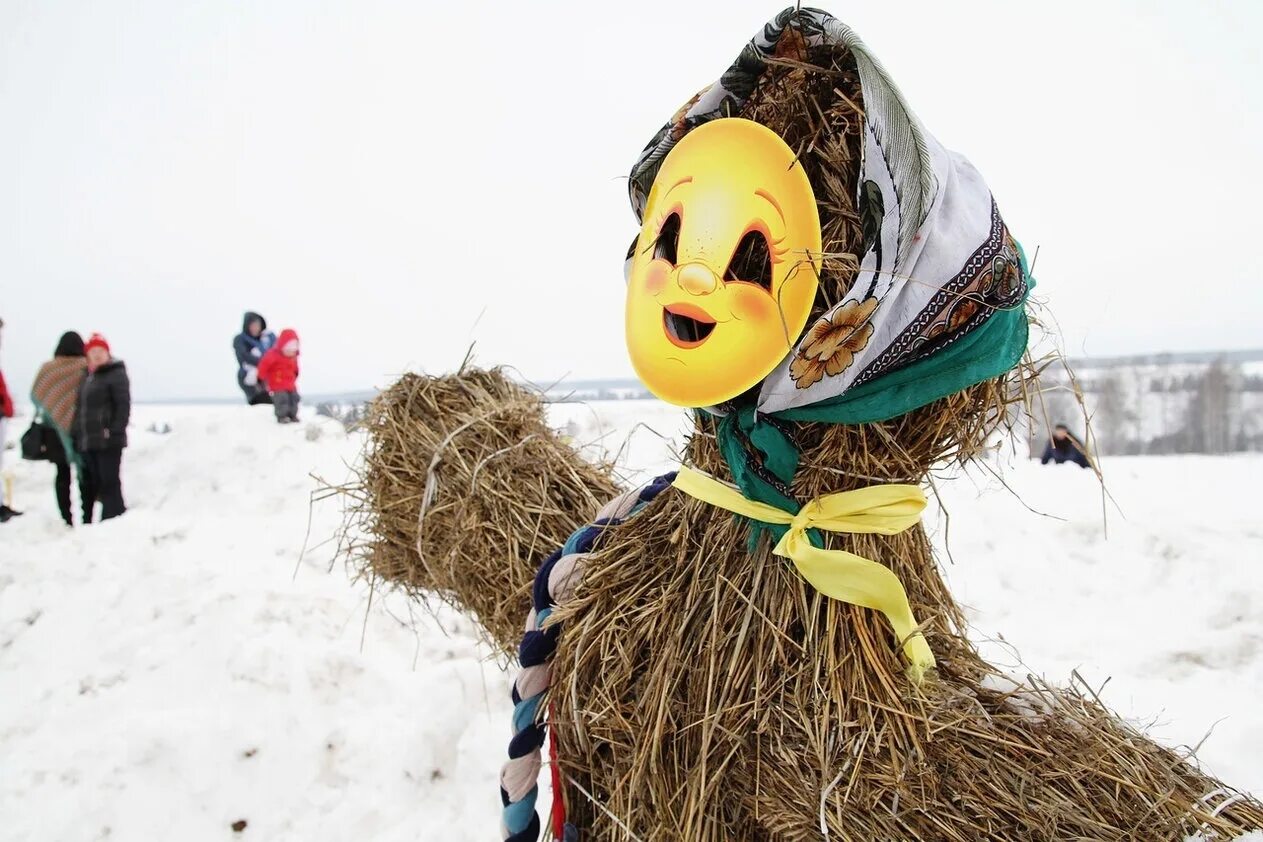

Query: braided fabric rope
left=501, top=473, right=676, bottom=842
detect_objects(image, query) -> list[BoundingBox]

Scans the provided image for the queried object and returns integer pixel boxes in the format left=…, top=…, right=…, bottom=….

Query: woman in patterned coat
left=30, top=331, right=91, bottom=525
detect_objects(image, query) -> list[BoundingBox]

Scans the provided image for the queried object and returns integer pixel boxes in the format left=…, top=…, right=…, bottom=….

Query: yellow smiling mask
left=625, top=118, right=821, bottom=408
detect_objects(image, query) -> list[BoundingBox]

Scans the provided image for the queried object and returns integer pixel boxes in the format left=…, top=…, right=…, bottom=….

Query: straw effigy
left=533, top=35, right=1263, bottom=842
left=342, top=14, right=1263, bottom=842
left=341, top=365, right=619, bottom=657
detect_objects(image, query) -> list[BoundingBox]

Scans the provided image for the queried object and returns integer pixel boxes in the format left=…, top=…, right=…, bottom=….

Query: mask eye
left=653, top=213, right=681, bottom=265
left=724, top=230, right=772, bottom=290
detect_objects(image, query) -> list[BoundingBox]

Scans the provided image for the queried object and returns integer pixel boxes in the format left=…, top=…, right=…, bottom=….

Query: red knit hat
left=84, top=333, right=111, bottom=355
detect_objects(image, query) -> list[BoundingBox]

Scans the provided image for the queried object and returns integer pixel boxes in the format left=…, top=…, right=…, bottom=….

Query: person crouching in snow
left=1041, top=423, right=1092, bottom=469
left=257, top=329, right=300, bottom=424
left=233, top=311, right=276, bottom=406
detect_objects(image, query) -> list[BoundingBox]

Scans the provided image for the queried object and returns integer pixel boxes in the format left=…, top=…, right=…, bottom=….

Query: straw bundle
left=536, top=43, right=1263, bottom=841
left=344, top=366, right=619, bottom=656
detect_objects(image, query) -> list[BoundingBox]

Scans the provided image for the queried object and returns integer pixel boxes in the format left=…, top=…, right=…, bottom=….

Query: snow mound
left=1, top=406, right=508, bottom=841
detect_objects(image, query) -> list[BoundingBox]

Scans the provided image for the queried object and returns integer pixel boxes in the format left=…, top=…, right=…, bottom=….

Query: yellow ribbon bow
left=672, top=466, right=935, bottom=682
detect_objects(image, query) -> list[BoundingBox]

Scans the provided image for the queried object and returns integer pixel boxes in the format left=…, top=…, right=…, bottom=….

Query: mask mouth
left=663, top=303, right=717, bottom=348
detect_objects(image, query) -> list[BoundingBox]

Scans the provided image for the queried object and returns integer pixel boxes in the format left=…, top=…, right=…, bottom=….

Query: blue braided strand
left=500, top=473, right=675, bottom=841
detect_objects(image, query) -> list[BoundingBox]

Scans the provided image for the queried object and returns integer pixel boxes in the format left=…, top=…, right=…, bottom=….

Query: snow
left=1, top=407, right=509, bottom=841
left=2, top=401, right=1262, bottom=840
left=1191, top=831, right=1263, bottom=842
left=930, top=452, right=1263, bottom=793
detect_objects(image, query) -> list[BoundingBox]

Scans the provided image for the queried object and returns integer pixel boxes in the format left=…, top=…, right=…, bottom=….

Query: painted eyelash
left=759, top=233, right=789, bottom=264
left=642, top=208, right=684, bottom=257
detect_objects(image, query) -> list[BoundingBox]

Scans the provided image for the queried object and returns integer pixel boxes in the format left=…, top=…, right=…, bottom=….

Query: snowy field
left=2, top=401, right=1261, bottom=841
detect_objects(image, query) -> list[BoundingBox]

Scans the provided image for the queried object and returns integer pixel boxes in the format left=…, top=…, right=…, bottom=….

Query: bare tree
left=1093, top=372, right=1138, bottom=455
left=1185, top=358, right=1238, bottom=454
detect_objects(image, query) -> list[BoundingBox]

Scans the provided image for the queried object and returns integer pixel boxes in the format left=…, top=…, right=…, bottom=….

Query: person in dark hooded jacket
left=78, top=333, right=130, bottom=521
left=233, top=311, right=276, bottom=405
left=1041, top=424, right=1092, bottom=469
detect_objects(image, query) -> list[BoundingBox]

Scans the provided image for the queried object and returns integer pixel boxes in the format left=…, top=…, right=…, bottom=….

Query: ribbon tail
left=777, top=533, right=936, bottom=681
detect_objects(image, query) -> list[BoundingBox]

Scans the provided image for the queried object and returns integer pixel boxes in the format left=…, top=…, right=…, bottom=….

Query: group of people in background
left=0, top=322, right=132, bottom=526
left=232, top=311, right=302, bottom=423
left=0, top=310, right=302, bottom=528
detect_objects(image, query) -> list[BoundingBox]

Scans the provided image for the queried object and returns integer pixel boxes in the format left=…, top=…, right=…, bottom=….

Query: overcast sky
left=3, top=1, right=1261, bottom=401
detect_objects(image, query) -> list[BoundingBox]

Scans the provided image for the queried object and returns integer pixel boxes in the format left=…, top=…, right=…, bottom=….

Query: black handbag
left=20, top=420, right=52, bottom=461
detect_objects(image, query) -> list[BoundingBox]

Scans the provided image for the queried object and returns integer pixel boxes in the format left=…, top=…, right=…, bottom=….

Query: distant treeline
left=313, top=354, right=1263, bottom=457
left=1030, top=354, right=1263, bottom=456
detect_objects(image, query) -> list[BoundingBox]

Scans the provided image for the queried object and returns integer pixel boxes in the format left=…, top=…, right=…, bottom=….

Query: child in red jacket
left=256, top=328, right=300, bottom=424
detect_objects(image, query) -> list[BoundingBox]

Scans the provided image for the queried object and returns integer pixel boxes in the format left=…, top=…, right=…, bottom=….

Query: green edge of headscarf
left=713, top=241, right=1036, bottom=528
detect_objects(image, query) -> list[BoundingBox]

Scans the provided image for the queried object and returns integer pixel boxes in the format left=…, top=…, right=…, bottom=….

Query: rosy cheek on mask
left=643, top=260, right=670, bottom=295
left=729, top=288, right=777, bottom=324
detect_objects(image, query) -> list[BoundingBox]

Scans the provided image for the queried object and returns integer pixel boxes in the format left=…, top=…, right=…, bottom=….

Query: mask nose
left=677, top=263, right=719, bottom=296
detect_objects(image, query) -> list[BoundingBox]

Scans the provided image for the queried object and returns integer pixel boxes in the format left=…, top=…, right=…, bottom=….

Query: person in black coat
left=233, top=311, right=276, bottom=405
left=1041, top=423, right=1092, bottom=469
left=78, top=333, right=131, bottom=521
